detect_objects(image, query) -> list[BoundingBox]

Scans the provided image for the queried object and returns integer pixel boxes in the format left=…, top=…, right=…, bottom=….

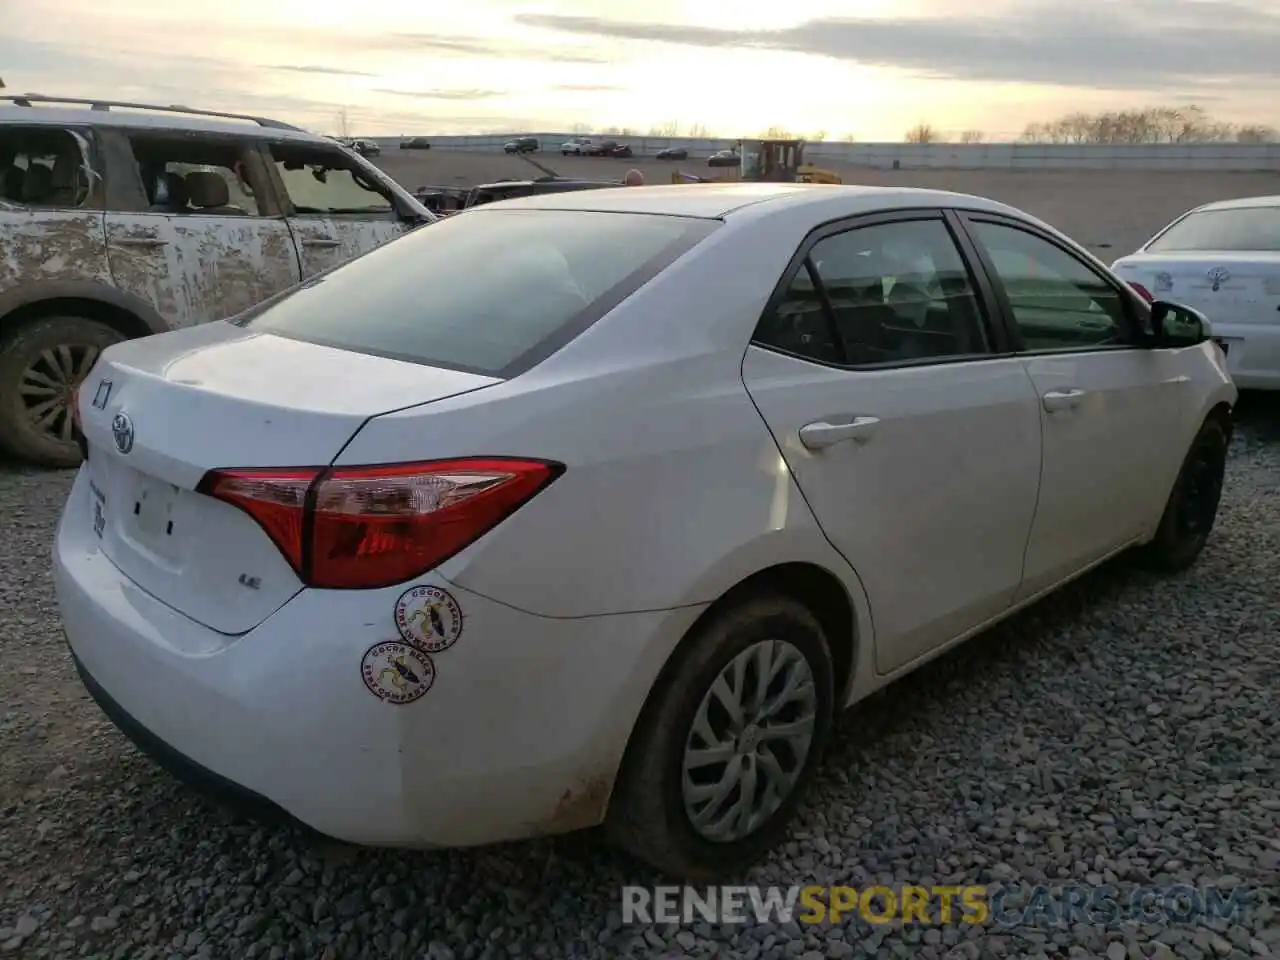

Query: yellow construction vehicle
left=670, top=138, right=842, bottom=185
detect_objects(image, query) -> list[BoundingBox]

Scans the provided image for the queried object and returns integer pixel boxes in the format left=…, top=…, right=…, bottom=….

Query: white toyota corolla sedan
left=1111, top=195, right=1280, bottom=389
left=55, top=183, right=1235, bottom=880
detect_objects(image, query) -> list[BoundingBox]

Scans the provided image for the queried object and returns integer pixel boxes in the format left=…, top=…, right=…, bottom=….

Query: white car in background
left=56, top=184, right=1235, bottom=881
left=560, top=137, right=596, bottom=156
left=1111, top=195, right=1280, bottom=389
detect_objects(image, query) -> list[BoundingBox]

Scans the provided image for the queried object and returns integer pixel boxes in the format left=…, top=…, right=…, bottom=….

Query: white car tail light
left=198, top=459, right=563, bottom=589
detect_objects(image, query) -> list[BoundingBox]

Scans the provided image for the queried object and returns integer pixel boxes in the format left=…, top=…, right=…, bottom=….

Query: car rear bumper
left=53, top=467, right=703, bottom=848
left=1212, top=321, right=1280, bottom=390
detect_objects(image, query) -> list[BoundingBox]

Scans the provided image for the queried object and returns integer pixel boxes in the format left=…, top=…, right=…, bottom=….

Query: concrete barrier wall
left=374, top=133, right=1280, bottom=171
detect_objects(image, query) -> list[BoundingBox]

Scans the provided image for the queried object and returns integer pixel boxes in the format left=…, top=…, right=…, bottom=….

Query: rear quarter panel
left=0, top=206, right=112, bottom=297
left=333, top=212, right=873, bottom=624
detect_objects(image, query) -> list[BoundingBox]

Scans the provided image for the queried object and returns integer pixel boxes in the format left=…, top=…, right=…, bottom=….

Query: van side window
left=0, top=127, right=98, bottom=209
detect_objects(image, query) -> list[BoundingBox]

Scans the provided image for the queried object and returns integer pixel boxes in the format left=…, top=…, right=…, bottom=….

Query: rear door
left=741, top=211, right=1044, bottom=675
left=101, top=129, right=301, bottom=327
left=262, top=139, right=410, bottom=278
left=955, top=212, right=1189, bottom=600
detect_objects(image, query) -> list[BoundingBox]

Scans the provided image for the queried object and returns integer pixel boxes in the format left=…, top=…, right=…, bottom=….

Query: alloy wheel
left=19, top=344, right=101, bottom=445
left=681, top=639, right=818, bottom=843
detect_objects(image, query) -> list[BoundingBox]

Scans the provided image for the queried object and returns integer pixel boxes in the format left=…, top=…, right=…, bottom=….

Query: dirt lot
left=375, top=149, right=1279, bottom=259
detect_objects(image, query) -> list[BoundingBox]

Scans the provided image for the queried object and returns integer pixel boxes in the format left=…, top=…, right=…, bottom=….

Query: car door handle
left=302, top=237, right=341, bottom=248
left=798, top=417, right=880, bottom=450
left=1042, top=388, right=1085, bottom=412
left=114, top=236, right=168, bottom=247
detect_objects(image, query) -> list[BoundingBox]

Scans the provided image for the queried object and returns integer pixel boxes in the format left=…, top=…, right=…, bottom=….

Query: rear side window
left=1147, top=207, right=1280, bottom=252
left=236, top=209, right=716, bottom=376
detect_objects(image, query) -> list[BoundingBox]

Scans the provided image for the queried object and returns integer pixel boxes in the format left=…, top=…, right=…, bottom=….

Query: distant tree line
left=1017, top=106, right=1275, bottom=144
left=564, top=106, right=1275, bottom=145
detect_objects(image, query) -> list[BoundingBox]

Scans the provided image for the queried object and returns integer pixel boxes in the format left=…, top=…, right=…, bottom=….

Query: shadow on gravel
left=1231, top=389, right=1280, bottom=445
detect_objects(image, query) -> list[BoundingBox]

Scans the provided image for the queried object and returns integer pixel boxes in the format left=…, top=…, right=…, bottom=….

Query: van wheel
left=0, top=315, right=125, bottom=467
left=607, top=593, right=834, bottom=880
left=1140, top=417, right=1229, bottom=573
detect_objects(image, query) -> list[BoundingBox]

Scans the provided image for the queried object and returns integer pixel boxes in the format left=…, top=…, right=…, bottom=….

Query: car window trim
left=750, top=207, right=1013, bottom=372
left=952, top=210, right=1152, bottom=356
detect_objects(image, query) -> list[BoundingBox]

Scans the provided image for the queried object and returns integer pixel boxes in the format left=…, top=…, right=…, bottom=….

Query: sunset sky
left=2, top=0, right=1277, bottom=139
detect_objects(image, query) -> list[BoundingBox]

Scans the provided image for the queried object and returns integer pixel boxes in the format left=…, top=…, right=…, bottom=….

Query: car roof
left=1190, top=195, right=1280, bottom=213
left=0, top=100, right=321, bottom=144
left=485, top=182, right=1028, bottom=221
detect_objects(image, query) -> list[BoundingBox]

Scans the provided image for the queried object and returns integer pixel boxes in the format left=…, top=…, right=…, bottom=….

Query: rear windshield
left=1146, top=206, right=1280, bottom=252
left=236, top=209, right=716, bottom=376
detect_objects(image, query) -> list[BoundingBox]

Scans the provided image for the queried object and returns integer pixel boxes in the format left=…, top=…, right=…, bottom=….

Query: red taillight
left=198, top=458, right=563, bottom=590
left=1129, top=281, right=1154, bottom=302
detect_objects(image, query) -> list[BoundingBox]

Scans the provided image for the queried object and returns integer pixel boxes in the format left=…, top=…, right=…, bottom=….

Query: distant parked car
left=340, top=138, right=380, bottom=157
left=655, top=147, right=688, bottom=161
left=399, top=137, right=432, bottom=150
left=601, top=141, right=633, bottom=159
left=504, top=137, right=540, bottom=154
left=561, top=137, right=595, bottom=156
left=707, top=149, right=739, bottom=168
left=1110, top=195, right=1280, bottom=390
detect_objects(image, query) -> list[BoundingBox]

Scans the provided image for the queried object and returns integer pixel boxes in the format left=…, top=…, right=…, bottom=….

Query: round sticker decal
left=395, top=585, right=464, bottom=653
left=361, top=641, right=436, bottom=705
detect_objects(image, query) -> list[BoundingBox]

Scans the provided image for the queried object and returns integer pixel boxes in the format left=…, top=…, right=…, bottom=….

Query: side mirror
left=1150, top=299, right=1210, bottom=348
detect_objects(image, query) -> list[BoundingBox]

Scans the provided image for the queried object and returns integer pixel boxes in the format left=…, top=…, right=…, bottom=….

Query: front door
left=741, top=213, right=1044, bottom=674
left=104, top=132, right=301, bottom=328
left=957, top=214, right=1190, bottom=600
left=264, top=141, right=408, bottom=279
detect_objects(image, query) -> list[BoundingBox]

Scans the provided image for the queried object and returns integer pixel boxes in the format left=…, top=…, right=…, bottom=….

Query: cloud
left=552, top=84, right=623, bottom=92
left=373, top=88, right=507, bottom=101
left=270, top=64, right=374, bottom=77
left=514, top=0, right=1280, bottom=90
left=363, top=32, right=607, bottom=63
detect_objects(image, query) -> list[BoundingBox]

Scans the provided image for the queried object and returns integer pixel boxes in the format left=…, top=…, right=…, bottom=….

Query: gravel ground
left=1, top=397, right=1278, bottom=960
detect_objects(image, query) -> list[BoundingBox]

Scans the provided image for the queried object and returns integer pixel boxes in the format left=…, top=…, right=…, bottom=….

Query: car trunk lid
left=1112, top=252, right=1280, bottom=326
left=77, top=321, right=500, bottom=634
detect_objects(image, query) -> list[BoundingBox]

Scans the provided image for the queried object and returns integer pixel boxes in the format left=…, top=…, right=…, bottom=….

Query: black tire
left=0, top=315, right=126, bottom=467
left=1139, top=417, right=1229, bottom=573
left=606, top=593, right=835, bottom=880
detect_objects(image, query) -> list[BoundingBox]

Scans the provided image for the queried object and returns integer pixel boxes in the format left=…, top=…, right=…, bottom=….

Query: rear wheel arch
left=0, top=295, right=155, bottom=342
left=0, top=281, right=169, bottom=341
left=610, top=561, right=859, bottom=799
left=604, top=563, right=857, bottom=877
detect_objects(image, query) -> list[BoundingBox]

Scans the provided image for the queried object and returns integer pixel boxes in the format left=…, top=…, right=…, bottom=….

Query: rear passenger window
left=755, top=219, right=990, bottom=366
left=126, top=135, right=265, bottom=216
left=0, top=127, right=98, bottom=210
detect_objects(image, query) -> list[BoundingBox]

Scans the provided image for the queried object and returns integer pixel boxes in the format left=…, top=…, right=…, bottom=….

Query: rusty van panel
left=105, top=212, right=302, bottom=328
